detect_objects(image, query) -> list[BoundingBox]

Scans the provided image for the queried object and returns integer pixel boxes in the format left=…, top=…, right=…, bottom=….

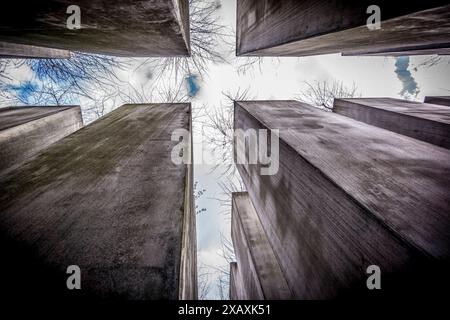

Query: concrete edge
left=333, top=98, right=450, bottom=126
left=0, top=105, right=83, bottom=132
left=0, top=41, right=71, bottom=59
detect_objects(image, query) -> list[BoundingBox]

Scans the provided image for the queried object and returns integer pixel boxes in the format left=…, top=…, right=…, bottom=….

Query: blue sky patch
left=186, top=74, right=200, bottom=98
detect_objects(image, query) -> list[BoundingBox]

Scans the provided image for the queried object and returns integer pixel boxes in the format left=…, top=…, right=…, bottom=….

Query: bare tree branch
left=198, top=263, right=213, bottom=300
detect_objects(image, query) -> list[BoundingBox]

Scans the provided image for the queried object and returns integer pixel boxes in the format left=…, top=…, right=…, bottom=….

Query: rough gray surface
left=178, top=109, right=197, bottom=300
left=342, top=46, right=450, bottom=56
left=0, top=103, right=196, bottom=300
left=0, top=0, right=190, bottom=57
left=234, top=100, right=450, bottom=299
left=425, top=96, right=450, bottom=106
left=231, top=192, right=292, bottom=300
left=229, top=262, right=239, bottom=300
left=333, top=98, right=450, bottom=149
left=236, top=0, right=450, bottom=56
left=0, top=41, right=71, bottom=58
left=0, top=106, right=83, bottom=175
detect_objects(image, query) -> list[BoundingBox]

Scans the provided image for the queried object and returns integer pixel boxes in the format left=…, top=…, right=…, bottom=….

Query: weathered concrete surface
left=0, top=0, right=190, bottom=57
left=425, top=96, right=450, bottom=106
left=0, top=106, right=83, bottom=175
left=342, top=46, right=450, bottom=57
left=0, top=103, right=197, bottom=300
left=333, top=98, right=450, bottom=149
left=236, top=1, right=450, bottom=56
left=0, top=41, right=71, bottom=59
left=178, top=107, right=197, bottom=300
left=229, top=262, right=240, bottom=300
left=234, top=100, right=450, bottom=299
left=231, top=192, right=292, bottom=300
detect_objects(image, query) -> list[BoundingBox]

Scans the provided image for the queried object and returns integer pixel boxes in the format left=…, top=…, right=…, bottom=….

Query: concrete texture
left=234, top=100, right=450, bottom=299
left=425, top=96, right=450, bottom=107
left=0, top=103, right=197, bottom=300
left=333, top=98, right=450, bottom=149
left=0, top=106, right=83, bottom=175
left=178, top=106, right=197, bottom=300
left=0, top=0, right=190, bottom=57
left=0, top=41, right=71, bottom=59
left=229, top=262, right=240, bottom=300
left=342, top=46, right=450, bottom=57
left=231, top=192, right=292, bottom=300
left=236, top=0, right=450, bottom=56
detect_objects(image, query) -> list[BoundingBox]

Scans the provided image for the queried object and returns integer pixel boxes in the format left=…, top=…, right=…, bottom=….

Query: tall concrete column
left=231, top=192, right=292, bottom=300
left=0, top=0, right=190, bottom=57
left=236, top=0, right=450, bottom=57
left=425, top=96, right=450, bottom=106
left=0, top=103, right=197, bottom=300
left=0, top=106, right=83, bottom=175
left=333, top=98, right=450, bottom=149
left=342, top=46, right=450, bottom=57
left=229, top=262, right=241, bottom=300
left=234, top=100, right=450, bottom=299
left=0, top=42, right=71, bottom=59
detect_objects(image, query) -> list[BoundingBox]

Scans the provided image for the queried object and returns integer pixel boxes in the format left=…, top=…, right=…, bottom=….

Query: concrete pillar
left=229, top=262, right=240, bottom=300
left=342, top=46, right=450, bottom=57
left=236, top=0, right=450, bottom=57
left=234, top=100, right=450, bottom=299
left=333, top=98, right=450, bottom=149
left=425, top=96, right=450, bottom=106
left=0, top=0, right=190, bottom=57
left=0, top=42, right=71, bottom=59
left=0, top=103, right=196, bottom=300
left=231, top=192, right=292, bottom=300
left=0, top=106, right=83, bottom=175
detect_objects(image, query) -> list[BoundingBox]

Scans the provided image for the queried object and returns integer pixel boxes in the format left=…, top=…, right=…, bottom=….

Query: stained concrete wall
left=0, top=106, right=83, bottom=175
left=425, top=96, right=450, bottom=106
left=0, top=42, right=71, bottom=59
left=236, top=0, right=450, bottom=56
left=0, top=103, right=197, bottom=300
left=333, top=98, right=450, bottom=149
left=231, top=192, right=292, bottom=300
left=0, top=0, right=190, bottom=57
left=234, top=100, right=450, bottom=299
left=342, top=46, right=450, bottom=57
left=178, top=106, right=197, bottom=300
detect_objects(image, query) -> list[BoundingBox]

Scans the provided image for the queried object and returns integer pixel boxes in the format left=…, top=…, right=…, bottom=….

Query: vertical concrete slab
left=342, top=46, right=450, bottom=56
left=0, top=42, right=71, bottom=59
left=178, top=108, right=197, bottom=300
left=0, top=0, right=190, bottom=57
left=236, top=0, right=450, bottom=56
left=333, top=98, right=450, bottom=149
left=0, top=106, right=83, bottom=175
left=231, top=192, right=292, bottom=300
left=229, top=262, right=240, bottom=300
left=234, top=100, right=450, bottom=299
left=425, top=96, right=450, bottom=106
left=0, top=103, right=197, bottom=300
